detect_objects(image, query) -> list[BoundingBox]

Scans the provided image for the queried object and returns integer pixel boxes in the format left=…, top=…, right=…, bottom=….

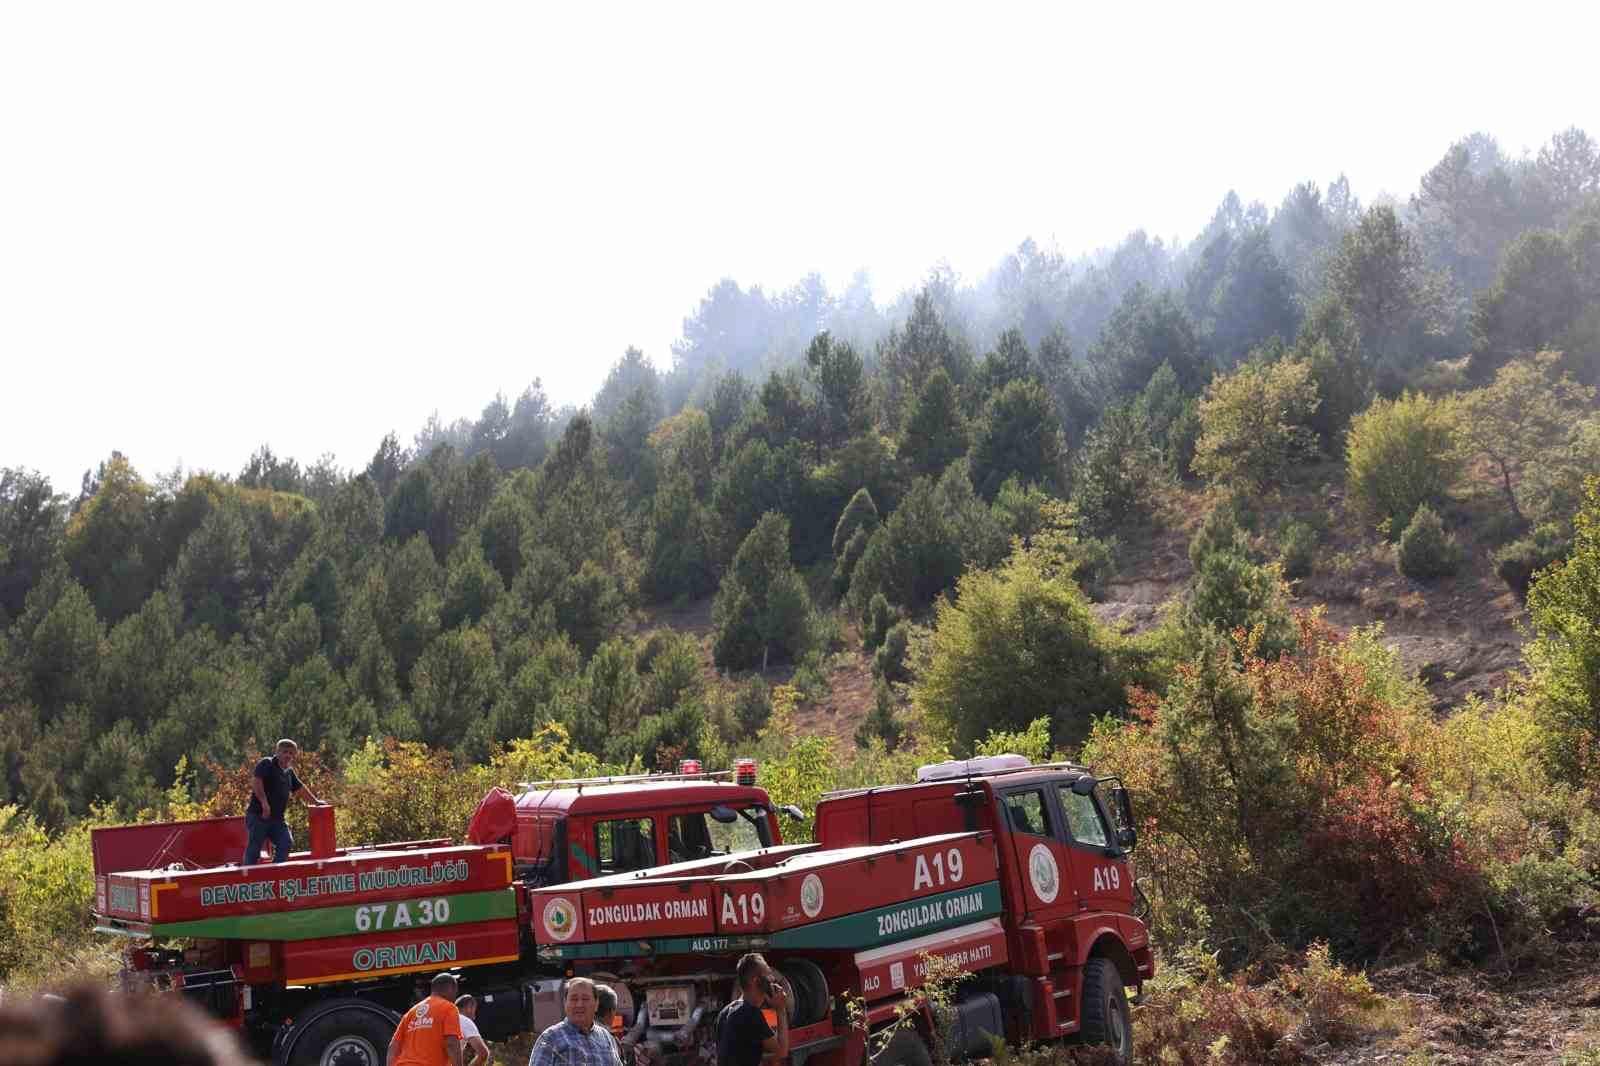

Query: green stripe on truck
left=539, top=881, right=1002, bottom=959
left=142, top=889, right=516, bottom=941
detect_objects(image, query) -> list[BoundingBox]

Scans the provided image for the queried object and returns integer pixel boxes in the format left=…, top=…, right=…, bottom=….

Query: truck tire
left=777, top=959, right=829, bottom=1026
left=876, top=1027, right=933, bottom=1066
left=286, top=1005, right=396, bottom=1066
left=1077, top=958, right=1133, bottom=1064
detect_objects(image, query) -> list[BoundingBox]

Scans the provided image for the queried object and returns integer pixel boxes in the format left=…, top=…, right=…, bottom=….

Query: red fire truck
left=92, top=756, right=1152, bottom=1065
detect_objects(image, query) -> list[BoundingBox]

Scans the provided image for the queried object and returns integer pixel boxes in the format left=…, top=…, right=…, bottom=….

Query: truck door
left=997, top=786, right=1077, bottom=925
left=1051, top=781, right=1133, bottom=914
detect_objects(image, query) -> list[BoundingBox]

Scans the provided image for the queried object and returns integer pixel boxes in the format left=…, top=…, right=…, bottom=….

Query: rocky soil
left=1315, top=942, right=1600, bottom=1064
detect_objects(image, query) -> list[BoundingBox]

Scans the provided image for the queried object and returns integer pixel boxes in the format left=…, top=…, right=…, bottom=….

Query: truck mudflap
left=853, top=917, right=1009, bottom=1001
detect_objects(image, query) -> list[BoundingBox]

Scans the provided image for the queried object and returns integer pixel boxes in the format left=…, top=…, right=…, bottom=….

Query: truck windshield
left=669, top=807, right=771, bottom=862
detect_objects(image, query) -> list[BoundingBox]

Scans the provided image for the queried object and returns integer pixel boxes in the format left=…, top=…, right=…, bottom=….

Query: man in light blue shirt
left=529, top=978, right=622, bottom=1066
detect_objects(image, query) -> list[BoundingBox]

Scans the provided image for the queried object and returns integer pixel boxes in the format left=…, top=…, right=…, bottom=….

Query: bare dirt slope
left=1093, top=476, right=1527, bottom=713
left=1315, top=943, right=1600, bottom=1064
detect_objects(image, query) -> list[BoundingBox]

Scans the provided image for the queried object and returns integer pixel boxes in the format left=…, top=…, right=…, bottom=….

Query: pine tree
left=899, top=370, right=968, bottom=479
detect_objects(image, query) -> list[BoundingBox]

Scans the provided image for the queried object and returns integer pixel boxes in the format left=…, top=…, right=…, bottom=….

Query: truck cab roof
left=820, top=758, right=1098, bottom=802
left=514, top=778, right=772, bottom=817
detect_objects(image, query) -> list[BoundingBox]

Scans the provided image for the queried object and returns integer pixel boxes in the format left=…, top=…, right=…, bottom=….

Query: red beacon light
left=735, top=758, right=757, bottom=786
left=677, top=759, right=703, bottom=775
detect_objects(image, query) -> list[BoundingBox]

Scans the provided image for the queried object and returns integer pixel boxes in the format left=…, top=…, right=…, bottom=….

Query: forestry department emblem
left=542, top=897, right=578, bottom=941
left=1028, top=844, right=1060, bottom=904
left=800, top=873, right=825, bottom=918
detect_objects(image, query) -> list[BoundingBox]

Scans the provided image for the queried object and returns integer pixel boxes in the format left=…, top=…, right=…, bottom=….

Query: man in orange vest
left=388, top=973, right=464, bottom=1066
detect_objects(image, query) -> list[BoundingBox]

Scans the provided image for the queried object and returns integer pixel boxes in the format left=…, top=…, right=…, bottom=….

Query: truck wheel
left=876, top=1027, right=933, bottom=1066
left=1078, top=958, right=1133, bottom=1064
left=288, top=1006, right=396, bottom=1066
left=777, top=959, right=829, bottom=1026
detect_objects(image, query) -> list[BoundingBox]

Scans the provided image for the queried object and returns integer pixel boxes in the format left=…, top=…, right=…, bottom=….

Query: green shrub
left=0, top=808, right=101, bottom=980
left=1494, top=522, right=1570, bottom=598
left=1525, top=478, right=1600, bottom=784
left=862, top=592, right=899, bottom=650
left=624, top=699, right=706, bottom=769
left=874, top=621, right=912, bottom=683
left=1164, top=397, right=1203, bottom=478
left=832, top=487, right=879, bottom=558
left=1488, top=854, right=1592, bottom=946
left=712, top=513, right=812, bottom=670
left=1072, top=403, right=1162, bottom=536
left=854, top=680, right=901, bottom=749
left=1131, top=942, right=1309, bottom=1066
left=1192, top=357, right=1321, bottom=491
left=832, top=526, right=869, bottom=597
left=913, top=553, right=1124, bottom=752
left=807, top=607, right=849, bottom=655
left=731, top=676, right=772, bottom=738
left=1189, top=504, right=1251, bottom=571
left=968, top=379, right=1066, bottom=499
left=845, top=478, right=971, bottom=614
left=1065, top=534, right=1118, bottom=600
left=1278, top=520, right=1317, bottom=579
left=636, top=631, right=703, bottom=717
left=1083, top=617, right=1480, bottom=964
left=973, top=716, right=1054, bottom=762
left=633, top=629, right=675, bottom=673
left=1345, top=392, right=1461, bottom=533
left=1397, top=505, right=1461, bottom=580
left=1185, top=550, right=1294, bottom=652
left=789, top=656, right=831, bottom=703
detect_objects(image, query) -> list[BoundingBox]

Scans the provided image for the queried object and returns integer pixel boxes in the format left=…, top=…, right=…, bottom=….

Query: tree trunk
left=1497, top=457, right=1526, bottom=527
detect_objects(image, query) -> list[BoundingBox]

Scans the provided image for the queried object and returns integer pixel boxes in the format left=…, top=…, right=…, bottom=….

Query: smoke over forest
left=399, top=125, right=1598, bottom=476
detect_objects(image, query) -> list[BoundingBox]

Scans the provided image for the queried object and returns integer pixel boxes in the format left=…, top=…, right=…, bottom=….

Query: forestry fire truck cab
left=91, top=756, right=1151, bottom=1066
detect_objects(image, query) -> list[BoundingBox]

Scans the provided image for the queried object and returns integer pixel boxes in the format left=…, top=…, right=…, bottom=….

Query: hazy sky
left=3, top=1, right=1596, bottom=492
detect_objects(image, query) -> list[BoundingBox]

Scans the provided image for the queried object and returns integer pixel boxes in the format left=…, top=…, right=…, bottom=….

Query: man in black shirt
left=243, top=739, right=320, bottom=865
left=714, top=953, right=788, bottom=1066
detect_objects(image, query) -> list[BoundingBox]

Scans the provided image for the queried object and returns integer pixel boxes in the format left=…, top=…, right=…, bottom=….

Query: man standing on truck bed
left=244, top=738, right=321, bottom=865
left=715, top=954, right=788, bottom=1066
left=388, top=973, right=464, bottom=1066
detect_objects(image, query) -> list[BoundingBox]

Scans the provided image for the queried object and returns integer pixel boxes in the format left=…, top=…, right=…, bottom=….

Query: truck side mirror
left=1110, top=787, right=1137, bottom=851
left=780, top=805, right=806, bottom=821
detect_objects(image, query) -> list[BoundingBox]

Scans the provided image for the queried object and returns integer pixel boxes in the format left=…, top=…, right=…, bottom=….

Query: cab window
left=595, top=818, right=657, bottom=873
left=1001, top=789, right=1053, bottom=838
left=1057, top=785, right=1110, bottom=848
left=669, top=808, right=771, bottom=862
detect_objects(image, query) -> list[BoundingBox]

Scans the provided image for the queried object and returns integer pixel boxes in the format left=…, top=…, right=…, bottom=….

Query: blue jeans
left=244, top=810, right=294, bottom=865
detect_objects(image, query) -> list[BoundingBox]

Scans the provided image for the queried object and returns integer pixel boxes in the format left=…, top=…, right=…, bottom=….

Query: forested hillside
left=5, top=125, right=1600, bottom=1058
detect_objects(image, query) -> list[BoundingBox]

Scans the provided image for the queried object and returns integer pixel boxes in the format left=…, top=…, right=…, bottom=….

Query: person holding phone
left=714, top=954, right=788, bottom=1066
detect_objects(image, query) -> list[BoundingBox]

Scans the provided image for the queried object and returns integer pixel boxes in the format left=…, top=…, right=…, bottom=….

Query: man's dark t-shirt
left=715, top=999, right=773, bottom=1066
left=248, top=757, right=301, bottom=824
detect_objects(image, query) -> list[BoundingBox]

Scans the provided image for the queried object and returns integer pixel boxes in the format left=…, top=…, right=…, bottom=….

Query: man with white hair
left=527, top=977, right=622, bottom=1066
left=243, top=738, right=321, bottom=865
